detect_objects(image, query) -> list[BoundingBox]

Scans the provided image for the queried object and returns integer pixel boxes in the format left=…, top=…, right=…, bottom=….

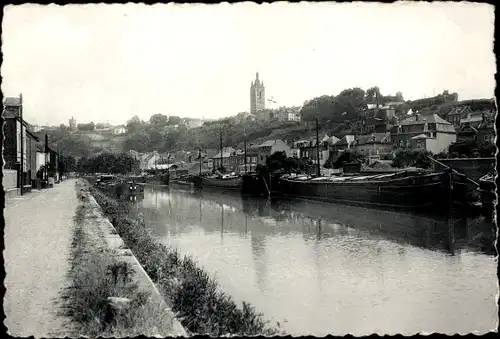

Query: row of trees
left=75, top=152, right=139, bottom=174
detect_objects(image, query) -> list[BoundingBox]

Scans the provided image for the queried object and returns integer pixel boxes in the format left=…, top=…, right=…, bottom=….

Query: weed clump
left=59, top=187, right=175, bottom=337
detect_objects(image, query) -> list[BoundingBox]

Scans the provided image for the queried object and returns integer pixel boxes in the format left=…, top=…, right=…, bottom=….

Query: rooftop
left=399, top=113, right=451, bottom=126
left=4, top=97, right=21, bottom=107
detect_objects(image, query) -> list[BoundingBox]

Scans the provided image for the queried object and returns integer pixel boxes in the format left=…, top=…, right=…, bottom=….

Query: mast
left=199, top=148, right=202, bottom=176
left=219, top=127, right=223, bottom=172
left=315, top=117, right=321, bottom=177
left=244, top=126, right=248, bottom=174
left=19, top=93, right=24, bottom=195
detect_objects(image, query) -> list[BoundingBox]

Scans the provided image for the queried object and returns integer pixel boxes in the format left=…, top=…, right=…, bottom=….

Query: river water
left=132, top=186, right=497, bottom=336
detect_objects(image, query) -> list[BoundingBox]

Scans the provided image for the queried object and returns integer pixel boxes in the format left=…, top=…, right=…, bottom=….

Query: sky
left=2, top=2, right=496, bottom=126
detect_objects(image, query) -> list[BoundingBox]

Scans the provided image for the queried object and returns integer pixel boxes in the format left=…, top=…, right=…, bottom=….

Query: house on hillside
left=476, top=116, right=495, bottom=144
left=184, top=118, right=203, bottom=129
left=459, top=110, right=489, bottom=129
left=390, top=113, right=456, bottom=154
left=254, top=140, right=290, bottom=164
left=272, top=107, right=302, bottom=122
left=112, top=125, right=127, bottom=135
left=212, top=147, right=236, bottom=171
left=445, top=106, right=471, bottom=127
left=298, top=136, right=330, bottom=167
left=352, top=132, right=392, bottom=158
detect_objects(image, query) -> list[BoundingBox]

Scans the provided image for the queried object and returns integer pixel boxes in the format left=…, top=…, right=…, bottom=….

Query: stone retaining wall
left=85, top=192, right=187, bottom=336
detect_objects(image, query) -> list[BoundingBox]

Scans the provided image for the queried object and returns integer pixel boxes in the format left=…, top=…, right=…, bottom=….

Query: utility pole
left=45, top=134, right=49, bottom=184
left=315, top=117, right=321, bottom=177
left=19, top=93, right=24, bottom=195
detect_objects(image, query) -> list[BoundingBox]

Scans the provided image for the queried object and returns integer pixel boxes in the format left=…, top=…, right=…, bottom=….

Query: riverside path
left=3, top=179, right=78, bottom=337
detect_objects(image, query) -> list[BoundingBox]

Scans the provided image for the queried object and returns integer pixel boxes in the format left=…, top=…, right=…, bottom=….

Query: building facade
left=250, top=72, right=265, bottom=114
left=2, top=97, right=39, bottom=188
left=391, top=113, right=457, bottom=154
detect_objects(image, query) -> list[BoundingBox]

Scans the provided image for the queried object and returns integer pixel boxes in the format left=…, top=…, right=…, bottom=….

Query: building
left=31, top=125, right=42, bottom=132
left=271, top=106, right=302, bottom=122
left=212, top=147, right=236, bottom=171
left=184, top=118, right=204, bottom=129
left=112, top=125, right=127, bottom=135
left=69, top=116, right=77, bottom=129
left=250, top=72, right=265, bottom=114
left=390, top=113, right=456, bottom=154
left=352, top=132, right=392, bottom=157
left=253, top=140, right=290, bottom=164
left=298, top=137, right=330, bottom=167
left=445, top=106, right=471, bottom=127
left=476, top=116, right=495, bottom=144
left=2, top=96, right=40, bottom=191
left=459, top=110, right=488, bottom=129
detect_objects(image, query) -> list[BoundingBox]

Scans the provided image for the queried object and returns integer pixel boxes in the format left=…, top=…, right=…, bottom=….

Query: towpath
left=3, top=179, right=78, bottom=337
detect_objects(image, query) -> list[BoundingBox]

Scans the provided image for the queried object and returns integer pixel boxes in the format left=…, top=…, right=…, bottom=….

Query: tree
left=365, top=86, right=382, bottom=104
left=126, top=115, right=143, bottom=134
left=392, top=149, right=433, bottom=169
left=333, top=150, right=365, bottom=169
left=266, top=151, right=288, bottom=173
left=77, top=122, right=95, bottom=131
left=168, top=115, right=182, bottom=125
left=149, top=113, right=169, bottom=128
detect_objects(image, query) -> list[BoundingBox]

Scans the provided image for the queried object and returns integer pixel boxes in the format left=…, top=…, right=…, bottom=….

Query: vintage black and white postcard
left=2, top=2, right=497, bottom=337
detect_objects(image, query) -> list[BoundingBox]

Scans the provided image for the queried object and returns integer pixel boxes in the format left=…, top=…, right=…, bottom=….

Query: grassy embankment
left=89, top=184, right=282, bottom=336
left=59, top=182, right=175, bottom=337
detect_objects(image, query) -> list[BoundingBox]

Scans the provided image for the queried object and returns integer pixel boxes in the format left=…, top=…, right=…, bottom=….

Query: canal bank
left=64, top=180, right=186, bottom=337
left=88, top=183, right=281, bottom=336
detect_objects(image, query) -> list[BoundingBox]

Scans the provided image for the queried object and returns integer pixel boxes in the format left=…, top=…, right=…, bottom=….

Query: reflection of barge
left=280, top=168, right=467, bottom=214
left=201, top=175, right=243, bottom=191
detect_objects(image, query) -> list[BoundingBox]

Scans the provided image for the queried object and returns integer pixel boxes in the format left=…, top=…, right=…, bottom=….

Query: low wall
left=3, top=169, right=18, bottom=191
left=84, top=188, right=186, bottom=336
left=432, top=157, right=496, bottom=181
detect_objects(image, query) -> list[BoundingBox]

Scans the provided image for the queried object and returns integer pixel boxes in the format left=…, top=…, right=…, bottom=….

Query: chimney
left=415, top=114, right=420, bottom=121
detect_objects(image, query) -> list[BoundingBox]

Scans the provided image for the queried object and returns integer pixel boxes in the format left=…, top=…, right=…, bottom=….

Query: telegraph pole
left=19, top=93, right=24, bottom=195
left=45, top=134, right=49, bottom=184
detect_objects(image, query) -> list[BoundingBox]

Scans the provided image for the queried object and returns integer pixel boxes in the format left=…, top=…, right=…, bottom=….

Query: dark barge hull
left=280, top=170, right=461, bottom=214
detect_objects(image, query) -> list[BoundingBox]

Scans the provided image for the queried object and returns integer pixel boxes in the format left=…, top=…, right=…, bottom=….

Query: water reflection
left=133, top=186, right=497, bottom=336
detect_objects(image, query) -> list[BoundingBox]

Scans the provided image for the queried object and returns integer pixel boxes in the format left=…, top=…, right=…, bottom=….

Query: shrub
left=392, top=149, right=433, bottom=169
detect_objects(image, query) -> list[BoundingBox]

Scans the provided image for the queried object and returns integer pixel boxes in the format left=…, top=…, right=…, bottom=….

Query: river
left=130, top=186, right=497, bottom=336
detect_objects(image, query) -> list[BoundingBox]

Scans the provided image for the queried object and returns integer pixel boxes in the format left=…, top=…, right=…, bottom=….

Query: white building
left=112, top=125, right=127, bottom=135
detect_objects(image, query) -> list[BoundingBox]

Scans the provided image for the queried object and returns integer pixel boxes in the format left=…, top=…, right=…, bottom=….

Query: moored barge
left=280, top=168, right=466, bottom=214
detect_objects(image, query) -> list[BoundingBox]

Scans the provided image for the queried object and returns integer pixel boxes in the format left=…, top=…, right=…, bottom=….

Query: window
left=417, top=141, right=422, bottom=148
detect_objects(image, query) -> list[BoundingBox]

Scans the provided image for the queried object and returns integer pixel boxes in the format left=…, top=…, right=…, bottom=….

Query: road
left=4, top=179, right=78, bottom=337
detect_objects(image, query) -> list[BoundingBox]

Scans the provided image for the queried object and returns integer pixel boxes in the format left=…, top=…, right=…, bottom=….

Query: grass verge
left=89, top=184, right=282, bottom=336
left=58, top=183, right=175, bottom=337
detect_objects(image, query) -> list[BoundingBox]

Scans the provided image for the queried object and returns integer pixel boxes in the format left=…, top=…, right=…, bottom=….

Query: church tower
left=250, top=72, right=265, bottom=114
